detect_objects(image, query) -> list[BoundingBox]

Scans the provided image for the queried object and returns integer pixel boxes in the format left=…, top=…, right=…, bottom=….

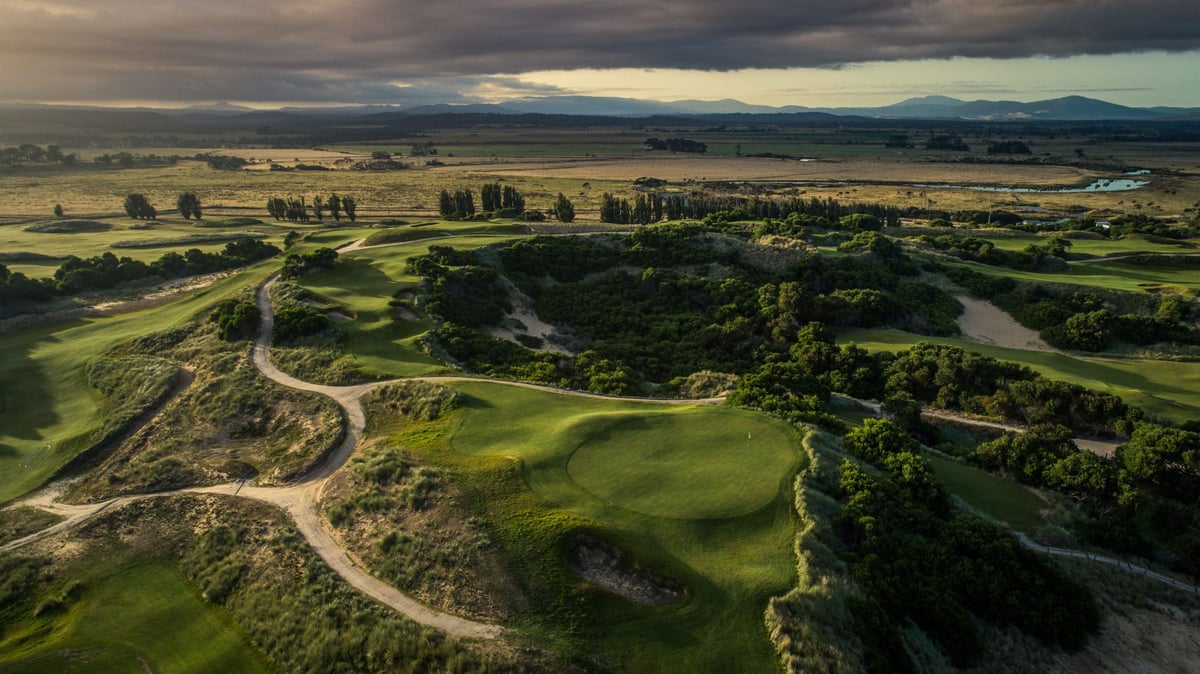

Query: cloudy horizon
left=1, top=0, right=1197, bottom=108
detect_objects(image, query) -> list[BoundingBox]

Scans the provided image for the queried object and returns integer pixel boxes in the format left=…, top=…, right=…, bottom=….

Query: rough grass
left=0, top=508, right=63, bottom=547
left=22, top=219, right=111, bottom=234
left=766, top=429, right=864, bottom=674
left=0, top=559, right=272, bottom=674
left=0, top=494, right=530, bottom=673
left=109, top=232, right=267, bottom=248
left=66, top=321, right=344, bottom=499
left=392, top=380, right=804, bottom=673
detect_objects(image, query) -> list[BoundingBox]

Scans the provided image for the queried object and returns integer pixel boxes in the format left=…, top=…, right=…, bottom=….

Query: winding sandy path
left=3, top=263, right=727, bottom=639
left=1015, top=533, right=1198, bottom=594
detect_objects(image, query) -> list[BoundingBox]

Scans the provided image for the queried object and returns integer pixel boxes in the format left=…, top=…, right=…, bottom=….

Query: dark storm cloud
left=0, top=0, right=1196, bottom=102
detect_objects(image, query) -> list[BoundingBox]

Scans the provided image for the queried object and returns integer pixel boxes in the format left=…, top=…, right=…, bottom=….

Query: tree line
left=265, top=194, right=357, bottom=222
left=0, top=239, right=280, bottom=312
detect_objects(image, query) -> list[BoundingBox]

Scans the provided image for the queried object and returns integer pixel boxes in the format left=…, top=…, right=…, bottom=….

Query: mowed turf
left=927, top=455, right=1047, bottom=532
left=839, top=327, right=1200, bottom=423
left=568, top=413, right=796, bottom=519
left=442, top=381, right=803, bottom=673
left=296, top=227, right=531, bottom=378
left=0, top=561, right=270, bottom=674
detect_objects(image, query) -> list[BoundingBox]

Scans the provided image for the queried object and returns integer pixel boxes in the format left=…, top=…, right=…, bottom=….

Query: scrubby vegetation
left=67, top=318, right=343, bottom=498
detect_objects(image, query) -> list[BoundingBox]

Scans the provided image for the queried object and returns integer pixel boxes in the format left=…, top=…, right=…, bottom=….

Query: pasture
left=404, top=380, right=804, bottom=672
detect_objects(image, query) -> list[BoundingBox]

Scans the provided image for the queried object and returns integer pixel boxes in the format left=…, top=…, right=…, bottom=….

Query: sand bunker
left=955, top=295, right=1055, bottom=352
left=568, top=540, right=679, bottom=606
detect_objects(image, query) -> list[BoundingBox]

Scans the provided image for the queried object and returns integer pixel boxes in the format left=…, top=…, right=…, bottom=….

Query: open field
left=408, top=380, right=804, bottom=672
left=839, top=327, right=1200, bottom=422
left=0, top=559, right=270, bottom=673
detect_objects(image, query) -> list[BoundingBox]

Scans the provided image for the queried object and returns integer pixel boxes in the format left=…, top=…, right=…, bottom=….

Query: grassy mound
left=23, top=219, right=111, bottom=234
left=110, top=232, right=266, bottom=249
left=195, top=217, right=265, bottom=228
left=567, top=412, right=797, bottom=519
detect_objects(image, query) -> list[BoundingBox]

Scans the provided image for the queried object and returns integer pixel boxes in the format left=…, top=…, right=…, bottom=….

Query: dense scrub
left=408, top=222, right=962, bottom=392
left=835, top=419, right=1100, bottom=670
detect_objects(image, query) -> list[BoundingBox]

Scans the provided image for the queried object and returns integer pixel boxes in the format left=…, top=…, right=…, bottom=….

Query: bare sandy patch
left=955, top=295, right=1055, bottom=352
left=490, top=278, right=578, bottom=355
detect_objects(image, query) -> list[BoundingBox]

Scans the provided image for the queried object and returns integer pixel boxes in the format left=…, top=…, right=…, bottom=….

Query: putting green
left=567, top=412, right=798, bottom=519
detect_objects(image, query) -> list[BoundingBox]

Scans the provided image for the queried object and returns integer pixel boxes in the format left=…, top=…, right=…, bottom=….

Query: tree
left=327, top=193, right=341, bottom=221
left=341, top=195, right=357, bottom=222
left=553, top=193, right=575, bottom=223
left=176, top=192, right=201, bottom=220
left=53, top=203, right=63, bottom=217
left=312, top=195, right=325, bottom=221
left=844, top=418, right=919, bottom=465
left=123, top=193, right=157, bottom=220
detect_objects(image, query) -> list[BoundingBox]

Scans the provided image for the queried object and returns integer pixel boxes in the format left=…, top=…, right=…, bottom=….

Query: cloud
left=0, top=0, right=1196, bottom=102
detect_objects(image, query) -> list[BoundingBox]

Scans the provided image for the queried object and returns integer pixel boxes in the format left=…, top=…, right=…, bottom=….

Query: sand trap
left=955, top=295, right=1055, bottom=352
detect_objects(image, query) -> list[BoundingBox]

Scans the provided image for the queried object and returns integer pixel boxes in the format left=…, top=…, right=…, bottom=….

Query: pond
left=914, top=175, right=1150, bottom=194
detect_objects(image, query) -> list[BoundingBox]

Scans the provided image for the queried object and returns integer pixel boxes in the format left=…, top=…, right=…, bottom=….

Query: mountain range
left=303, top=94, right=1200, bottom=121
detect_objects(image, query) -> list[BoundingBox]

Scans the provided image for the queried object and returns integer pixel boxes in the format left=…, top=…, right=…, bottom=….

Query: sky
left=0, top=0, right=1197, bottom=109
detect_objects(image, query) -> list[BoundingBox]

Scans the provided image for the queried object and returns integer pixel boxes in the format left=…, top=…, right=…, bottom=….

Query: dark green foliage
left=2, top=239, right=278, bottom=313
left=424, top=265, right=509, bottom=329
left=209, top=298, right=261, bottom=341
left=271, top=306, right=330, bottom=344
left=836, top=429, right=1099, bottom=669
left=176, top=191, right=202, bottom=219
left=553, top=193, right=575, bottom=222
left=265, top=196, right=311, bottom=222
left=1118, top=423, right=1200, bottom=502
left=643, top=137, right=707, bottom=152
left=280, top=247, right=338, bottom=279
left=727, top=361, right=831, bottom=423
left=123, top=193, right=157, bottom=220
left=843, top=418, right=919, bottom=465
left=987, top=140, right=1032, bottom=154
left=438, top=188, right=475, bottom=218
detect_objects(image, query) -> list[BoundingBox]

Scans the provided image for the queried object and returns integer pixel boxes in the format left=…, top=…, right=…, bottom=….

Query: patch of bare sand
left=490, top=278, right=578, bottom=355
left=955, top=295, right=1055, bottom=352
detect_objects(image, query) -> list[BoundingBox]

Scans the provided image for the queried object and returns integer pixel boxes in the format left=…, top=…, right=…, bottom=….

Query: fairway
left=928, top=455, right=1047, bottom=532
left=568, top=413, right=796, bottom=519
left=0, top=561, right=270, bottom=674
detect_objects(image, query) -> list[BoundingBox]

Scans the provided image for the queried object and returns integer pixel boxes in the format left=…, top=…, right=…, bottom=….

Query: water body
left=914, top=176, right=1150, bottom=194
